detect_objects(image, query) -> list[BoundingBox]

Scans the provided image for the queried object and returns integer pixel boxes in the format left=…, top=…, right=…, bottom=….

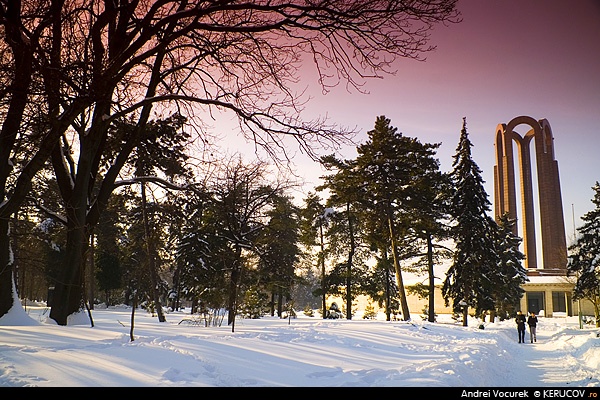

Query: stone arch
left=494, top=116, right=567, bottom=272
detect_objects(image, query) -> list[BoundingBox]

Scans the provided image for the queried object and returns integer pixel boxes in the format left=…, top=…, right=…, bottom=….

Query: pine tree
left=298, top=192, right=330, bottom=318
left=319, top=155, right=371, bottom=320
left=567, top=182, right=600, bottom=326
left=443, top=118, right=500, bottom=326
left=403, top=154, right=452, bottom=323
left=351, top=115, right=444, bottom=321
left=174, top=200, right=231, bottom=316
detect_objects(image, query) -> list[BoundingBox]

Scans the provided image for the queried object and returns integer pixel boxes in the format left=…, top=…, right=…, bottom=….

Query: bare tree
left=209, top=157, right=292, bottom=330
left=0, top=0, right=460, bottom=324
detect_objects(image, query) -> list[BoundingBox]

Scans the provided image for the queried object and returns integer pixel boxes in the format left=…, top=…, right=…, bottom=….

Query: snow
left=1, top=304, right=599, bottom=387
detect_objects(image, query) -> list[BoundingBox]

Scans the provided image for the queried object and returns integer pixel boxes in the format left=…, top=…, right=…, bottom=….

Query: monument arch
left=493, top=116, right=567, bottom=273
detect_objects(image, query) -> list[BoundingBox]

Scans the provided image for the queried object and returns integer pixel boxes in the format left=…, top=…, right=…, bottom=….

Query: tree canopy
left=443, top=118, right=500, bottom=326
left=568, top=182, right=600, bottom=326
left=0, top=0, right=460, bottom=323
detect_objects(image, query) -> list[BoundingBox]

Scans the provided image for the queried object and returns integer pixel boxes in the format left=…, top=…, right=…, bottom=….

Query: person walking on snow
left=527, top=312, right=538, bottom=343
left=516, top=311, right=526, bottom=343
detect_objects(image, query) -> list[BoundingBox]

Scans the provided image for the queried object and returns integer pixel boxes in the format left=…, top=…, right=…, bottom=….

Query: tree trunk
left=88, top=232, right=96, bottom=310
left=49, top=211, right=87, bottom=326
left=382, top=248, right=391, bottom=322
left=227, top=247, right=243, bottom=326
left=427, top=233, right=435, bottom=323
left=0, top=220, right=16, bottom=317
left=319, top=221, right=326, bottom=319
left=48, top=102, right=112, bottom=325
left=130, top=291, right=137, bottom=342
left=346, top=202, right=354, bottom=320
left=191, top=298, right=198, bottom=314
left=277, top=291, right=283, bottom=318
left=141, top=181, right=166, bottom=323
left=387, top=214, right=411, bottom=321
left=386, top=265, right=391, bottom=321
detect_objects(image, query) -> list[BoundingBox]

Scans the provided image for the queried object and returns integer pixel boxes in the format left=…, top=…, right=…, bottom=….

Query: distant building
left=494, top=116, right=575, bottom=317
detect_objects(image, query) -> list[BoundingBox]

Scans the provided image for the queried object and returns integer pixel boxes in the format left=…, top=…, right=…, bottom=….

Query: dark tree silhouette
left=0, top=1, right=460, bottom=323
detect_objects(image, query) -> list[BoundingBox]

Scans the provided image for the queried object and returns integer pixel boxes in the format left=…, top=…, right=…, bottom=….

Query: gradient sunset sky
left=223, top=0, right=600, bottom=247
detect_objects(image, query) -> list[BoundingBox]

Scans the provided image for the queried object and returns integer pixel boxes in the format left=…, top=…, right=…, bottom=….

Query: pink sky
left=219, top=1, right=600, bottom=248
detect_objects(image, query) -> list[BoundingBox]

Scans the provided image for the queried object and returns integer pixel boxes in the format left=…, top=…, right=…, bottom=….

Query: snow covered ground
left=1, top=303, right=599, bottom=388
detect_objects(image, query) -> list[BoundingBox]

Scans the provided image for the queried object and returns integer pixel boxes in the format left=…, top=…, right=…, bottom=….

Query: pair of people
left=516, top=311, right=537, bottom=343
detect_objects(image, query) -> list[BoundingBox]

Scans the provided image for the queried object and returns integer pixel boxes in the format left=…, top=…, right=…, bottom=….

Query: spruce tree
left=567, top=182, right=600, bottom=326
left=443, top=118, right=499, bottom=326
left=494, top=213, right=528, bottom=321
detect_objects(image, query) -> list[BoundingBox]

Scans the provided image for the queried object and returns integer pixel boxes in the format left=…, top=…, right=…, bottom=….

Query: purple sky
left=221, top=1, right=600, bottom=249
left=295, top=0, right=600, bottom=236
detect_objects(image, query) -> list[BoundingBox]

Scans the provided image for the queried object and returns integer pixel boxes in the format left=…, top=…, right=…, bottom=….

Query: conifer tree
left=174, top=193, right=232, bottom=316
left=298, top=193, right=330, bottom=318
left=352, top=116, right=444, bottom=321
left=403, top=153, right=452, bottom=323
left=95, top=194, right=127, bottom=306
left=493, top=213, right=528, bottom=321
left=568, top=182, right=600, bottom=326
left=256, top=194, right=301, bottom=318
left=319, top=155, right=370, bottom=320
left=443, top=118, right=499, bottom=326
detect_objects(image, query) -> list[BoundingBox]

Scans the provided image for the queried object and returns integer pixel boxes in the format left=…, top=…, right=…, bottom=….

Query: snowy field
left=1, top=303, right=599, bottom=388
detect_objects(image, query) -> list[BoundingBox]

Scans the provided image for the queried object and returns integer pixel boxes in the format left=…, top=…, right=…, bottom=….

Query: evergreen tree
left=95, top=252, right=122, bottom=306
left=319, top=155, right=371, bottom=320
left=95, top=194, right=127, bottom=306
left=120, top=196, right=169, bottom=314
left=298, top=192, right=330, bottom=317
left=352, top=116, right=444, bottom=321
left=567, top=182, right=600, bottom=327
left=363, top=253, right=400, bottom=320
left=359, top=186, right=399, bottom=321
left=399, top=145, right=452, bottom=323
left=174, top=197, right=232, bottom=316
left=443, top=118, right=500, bottom=326
left=36, top=218, right=67, bottom=306
left=256, top=194, right=302, bottom=318
left=130, top=114, right=193, bottom=322
left=12, top=208, right=49, bottom=303
left=493, top=213, right=528, bottom=321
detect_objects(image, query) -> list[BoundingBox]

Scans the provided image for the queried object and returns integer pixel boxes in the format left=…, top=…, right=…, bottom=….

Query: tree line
left=2, top=1, right=596, bottom=331
left=11, top=113, right=532, bottom=330
left=0, top=0, right=461, bottom=326
left=316, top=116, right=529, bottom=326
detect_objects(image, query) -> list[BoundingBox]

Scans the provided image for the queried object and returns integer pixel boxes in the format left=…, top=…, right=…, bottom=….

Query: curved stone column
left=493, top=116, right=567, bottom=271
